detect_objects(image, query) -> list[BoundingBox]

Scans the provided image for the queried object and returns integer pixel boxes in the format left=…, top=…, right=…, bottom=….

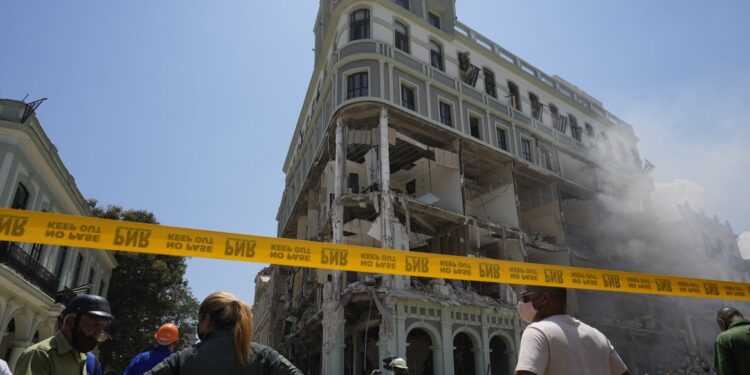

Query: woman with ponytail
left=145, top=292, right=302, bottom=375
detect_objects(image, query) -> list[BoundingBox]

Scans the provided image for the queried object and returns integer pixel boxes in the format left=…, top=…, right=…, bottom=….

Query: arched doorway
left=453, top=332, right=475, bottom=375
left=489, top=335, right=511, bottom=374
left=406, top=328, right=434, bottom=375
left=0, top=319, right=15, bottom=361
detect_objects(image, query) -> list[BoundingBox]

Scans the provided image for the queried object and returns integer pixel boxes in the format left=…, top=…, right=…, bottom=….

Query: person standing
left=123, top=324, right=180, bottom=375
left=713, top=306, right=750, bottom=374
left=14, top=294, right=113, bottom=375
left=145, top=291, right=302, bottom=375
left=514, top=285, right=629, bottom=375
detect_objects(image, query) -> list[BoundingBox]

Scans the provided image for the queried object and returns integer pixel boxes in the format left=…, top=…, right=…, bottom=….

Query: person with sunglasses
left=514, top=285, right=629, bottom=375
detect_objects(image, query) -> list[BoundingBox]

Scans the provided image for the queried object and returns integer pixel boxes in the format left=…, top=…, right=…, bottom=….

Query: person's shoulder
left=23, top=336, right=54, bottom=353
left=252, top=342, right=281, bottom=357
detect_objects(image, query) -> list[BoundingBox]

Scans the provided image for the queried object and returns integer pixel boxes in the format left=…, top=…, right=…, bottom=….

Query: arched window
left=507, top=81, right=521, bottom=111
left=395, top=21, right=409, bottom=53
left=483, top=68, right=497, bottom=98
left=430, top=40, right=444, bottom=71
left=530, top=93, right=542, bottom=121
left=350, top=9, right=370, bottom=41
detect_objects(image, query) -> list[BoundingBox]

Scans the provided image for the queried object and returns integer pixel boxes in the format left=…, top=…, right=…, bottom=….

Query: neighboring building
left=0, top=98, right=117, bottom=370
left=255, top=1, right=742, bottom=374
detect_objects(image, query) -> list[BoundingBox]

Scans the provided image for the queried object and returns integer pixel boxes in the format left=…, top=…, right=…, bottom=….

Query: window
left=530, top=93, right=542, bottom=121
left=549, top=104, right=559, bottom=124
left=469, top=115, right=481, bottom=139
left=540, top=144, right=554, bottom=171
left=428, top=12, right=441, bottom=29
left=430, top=40, right=444, bottom=71
left=496, top=127, right=508, bottom=151
left=521, top=139, right=533, bottom=162
left=395, top=0, right=409, bottom=10
left=99, top=279, right=107, bottom=296
left=30, top=243, right=43, bottom=262
left=11, top=183, right=29, bottom=210
left=347, top=72, right=368, bottom=99
left=395, top=21, right=409, bottom=53
left=567, top=114, right=578, bottom=136
left=439, top=101, right=452, bottom=127
left=507, top=81, right=521, bottom=111
left=401, top=84, right=415, bottom=110
left=54, top=246, right=68, bottom=279
left=571, top=125, right=582, bottom=141
left=484, top=68, right=496, bottom=98
left=71, top=254, right=83, bottom=286
left=350, top=9, right=370, bottom=41
left=585, top=123, right=594, bottom=137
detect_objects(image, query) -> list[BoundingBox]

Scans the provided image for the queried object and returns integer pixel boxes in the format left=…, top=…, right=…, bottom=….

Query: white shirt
left=0, top=359, right=11, bottom=375
left=515, top=314, right=628, bottom=375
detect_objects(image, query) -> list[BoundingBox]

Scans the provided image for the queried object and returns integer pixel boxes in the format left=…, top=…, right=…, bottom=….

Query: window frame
left=438, top=98, right=453, bottom=127
left=350, top=9, right=370, bottom=41
left=399, top=80, right=417, bottom=111
left=394, top=20, right=410, bottom=53
left=345, top=70, right=370, bottom=100
left=11, top=183, right=30, bottom=210
left=468, top=111, right=483, bottom=140
left=395, top=0, right=409, bottom=10
left=496, top=124, right=509, bottom=151
left=429, top=40, right=444, bottom=71
left=507, top=81, right=521, bottom=111
left=530, top=92, right=542, bottom=121
left=521, top=137, right=534, bottom=162
left=428, top=12, right=441, bottom=29
left=483, top=68, right=497, bottom=98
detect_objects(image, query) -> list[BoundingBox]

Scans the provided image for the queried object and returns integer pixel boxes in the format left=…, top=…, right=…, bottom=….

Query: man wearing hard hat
left=122, top=323, right=180, bottom=375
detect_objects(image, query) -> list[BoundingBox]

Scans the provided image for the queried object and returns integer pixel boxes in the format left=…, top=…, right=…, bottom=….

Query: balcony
left=0, top=241, right=60, bottom=298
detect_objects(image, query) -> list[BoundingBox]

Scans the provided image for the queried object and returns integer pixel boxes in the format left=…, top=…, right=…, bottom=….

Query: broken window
left=406, top=179, right=416, bottom=196
left=521, top=138, right=533, bottom=162
left=439, top=101, right=452, bottom=127
left=346, top=72, right=368, bottom=99
left=430, top=40, right=444, bottom=71
left=394, top=21, right=409, bottom=53
left=348, top=173, right=359, bottom=193
left=401, top=84, right=416, bottom=110
left=469, top=115, right=481, bottom=139
left=498, top=129, right=510, bottom=150
left=428, top=12, right=441, bottom=29
left=585, top=122, right=594, bottom=137
left=549, top=103, right=559, bottom=127
left=554, top=113, right=568, bottom=134
left=507, top=81, right=521, bottom=111
left=530, top=92, right=542, bottom=121
left=350, top=9, right=370, bottom=41
left=571, top=124, right=582, bottom=141
left=11, top=183, right=29, bottom=210
left=395, top=0, right=409, bottom=9
left=458, top=52, right=479, bottom=86
left=567, top=114, right=578, bottom=135
left=484, top=68, right=497, bottom=98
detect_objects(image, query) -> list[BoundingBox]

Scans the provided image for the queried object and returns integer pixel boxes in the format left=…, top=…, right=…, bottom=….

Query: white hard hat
left=389, top=358, right=408, bottom=369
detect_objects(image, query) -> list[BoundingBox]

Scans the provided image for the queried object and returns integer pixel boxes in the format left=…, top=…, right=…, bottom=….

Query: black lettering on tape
left=113, top=227, right=151, bottom=248
left=405, top=256, right=429, bottom=273
left=602, top=274, right=621, bottom=289
left=544, top=269, right=564, bottom=284
left=479, top=263, right=501, bottom=279
left=321, top=248, right=348, bottom=266
left=225, top=238, right=256, bottom=258
left=655, top=279, right=673, bottom=292
left=0, top=215, right=27, bottom=237
left=703, top=283, right=720, bottom=296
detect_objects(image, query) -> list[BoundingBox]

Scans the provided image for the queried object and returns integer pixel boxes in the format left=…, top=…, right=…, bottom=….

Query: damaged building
left=252, top=1, right=750, bottom=374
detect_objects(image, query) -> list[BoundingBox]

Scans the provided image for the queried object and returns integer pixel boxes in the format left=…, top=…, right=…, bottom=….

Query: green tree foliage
left=88, top=200, right=199, bottom=374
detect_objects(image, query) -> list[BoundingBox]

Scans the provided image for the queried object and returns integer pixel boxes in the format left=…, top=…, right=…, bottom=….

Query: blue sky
left=2, top=1, right=749, bottom=304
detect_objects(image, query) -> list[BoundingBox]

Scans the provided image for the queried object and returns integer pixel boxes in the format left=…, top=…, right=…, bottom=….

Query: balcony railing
left=0, top=241, right=60, bottom=298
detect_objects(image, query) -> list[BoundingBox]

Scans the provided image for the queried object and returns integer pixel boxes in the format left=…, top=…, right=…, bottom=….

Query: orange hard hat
left=155, top=323, right=179, bottom=345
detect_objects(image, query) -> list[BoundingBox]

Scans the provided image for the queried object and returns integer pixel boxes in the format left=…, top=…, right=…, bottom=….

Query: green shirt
left=145, top=330, right=302, bottom=375
left=714, top=319, right=750, bottom=375
left=14, top=332, right=86, bottom=375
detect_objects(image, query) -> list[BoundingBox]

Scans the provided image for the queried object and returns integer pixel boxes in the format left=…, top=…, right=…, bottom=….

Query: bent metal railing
left=0, top=241, right=60, bottom=298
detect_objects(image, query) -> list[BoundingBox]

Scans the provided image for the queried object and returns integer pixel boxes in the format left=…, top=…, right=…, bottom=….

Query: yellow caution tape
left=1, top=208, right=749, bottom=300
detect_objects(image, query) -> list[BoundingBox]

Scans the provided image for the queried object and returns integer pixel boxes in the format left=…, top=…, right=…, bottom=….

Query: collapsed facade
left=252, top=1, right=750, bottom=374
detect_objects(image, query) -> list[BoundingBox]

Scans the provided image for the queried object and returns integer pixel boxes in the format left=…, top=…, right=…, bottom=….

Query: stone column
left=7, top=340, right=32, bottom=371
